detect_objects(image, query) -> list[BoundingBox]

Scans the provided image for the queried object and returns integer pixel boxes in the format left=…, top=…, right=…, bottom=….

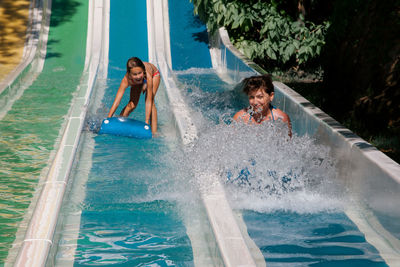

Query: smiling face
left=128, top=66, right=145, bottom=84
left=248, top=88, right=274, bottom=114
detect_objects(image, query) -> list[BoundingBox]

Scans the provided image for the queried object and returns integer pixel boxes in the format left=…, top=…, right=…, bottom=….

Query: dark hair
left=126, top=57, right=146, bottom=75
left=242, top=74, right=274, bottom=95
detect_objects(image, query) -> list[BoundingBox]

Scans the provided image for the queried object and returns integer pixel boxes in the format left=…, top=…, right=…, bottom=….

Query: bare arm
left=107, top=76, right=129, bottom=118
left=283, top=113, right=292, bottom=138
left=275, top=110, right=292, bottom=138
left=144, top=73, right=153, bottom=124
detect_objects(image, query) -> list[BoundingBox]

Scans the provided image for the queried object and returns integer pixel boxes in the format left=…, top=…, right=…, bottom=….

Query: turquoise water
left=169, top=0, right=212, bottom=70
left=68, top=131, right=194, bottom=266
left=244, top=211, right=387, bottom=266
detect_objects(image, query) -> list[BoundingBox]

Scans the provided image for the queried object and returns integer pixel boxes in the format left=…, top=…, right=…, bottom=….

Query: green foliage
left=190, top=0, right=330, bottom=68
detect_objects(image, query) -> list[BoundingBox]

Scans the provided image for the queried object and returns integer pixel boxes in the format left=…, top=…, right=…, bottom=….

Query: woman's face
left=129, top=67, right=145, bottom=84
left=248, top=88, right=274, bottom=113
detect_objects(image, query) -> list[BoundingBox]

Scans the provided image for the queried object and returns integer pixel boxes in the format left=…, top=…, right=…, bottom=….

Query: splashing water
left=84, top=103, right=110, bottom=133
left=171, top=69, right=348, bottom=214
left=85, top=115, right=103, bottom=133
left=173, top=118, right=345, bottom=214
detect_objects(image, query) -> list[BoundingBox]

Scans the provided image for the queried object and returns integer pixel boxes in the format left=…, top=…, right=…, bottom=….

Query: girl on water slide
left=107, top=57, right=160, bottom=133
left=234, top=74, right=292, bottom=137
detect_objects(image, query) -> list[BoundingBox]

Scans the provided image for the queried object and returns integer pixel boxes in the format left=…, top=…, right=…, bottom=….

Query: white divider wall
left=147, top=1, right=261, bottom=266
left=12, top=0, right=108, bottom=266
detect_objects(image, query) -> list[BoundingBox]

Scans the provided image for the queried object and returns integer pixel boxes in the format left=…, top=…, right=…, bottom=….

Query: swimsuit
left=143, top=70, right=159, bottom=93
left=140, top=70, right=159, bottom=84
left=270, top=105, right=275, bottom=122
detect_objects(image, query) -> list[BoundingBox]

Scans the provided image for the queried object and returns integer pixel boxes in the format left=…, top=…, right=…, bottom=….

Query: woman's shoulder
left=272, top=107, right=290, bottom=122
left=233, top=109, right=250, bottom=122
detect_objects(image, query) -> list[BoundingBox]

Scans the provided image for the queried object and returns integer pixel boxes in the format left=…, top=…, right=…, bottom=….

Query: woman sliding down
left=233, top=74, right=292, bottom=137
left=107, top=57, right=160, bottom=134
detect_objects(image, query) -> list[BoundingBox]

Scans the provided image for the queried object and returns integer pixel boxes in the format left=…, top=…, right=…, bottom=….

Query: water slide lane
left=0, top=0, right=88, bottom=264
left=168, top=0, right=212, bottom=70
left=168, top=0, right=250, bottom=126
left=167, top=1, right=393, bottom=266
left=68, top=0, right=194, bottom=265
left=166, top=1, right=263, bottom=266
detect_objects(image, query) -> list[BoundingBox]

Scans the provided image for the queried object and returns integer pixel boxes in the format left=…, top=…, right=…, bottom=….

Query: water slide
left=1, top=0, right=400, bottom=266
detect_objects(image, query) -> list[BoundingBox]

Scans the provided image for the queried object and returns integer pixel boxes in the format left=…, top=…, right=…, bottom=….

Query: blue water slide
left=61, top=1, right=195, bottom=265
left=168, top=0, right=212, bottom=70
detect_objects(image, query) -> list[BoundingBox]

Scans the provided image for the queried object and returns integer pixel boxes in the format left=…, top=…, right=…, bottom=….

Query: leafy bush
left=191, top=0, right=330, bottom=68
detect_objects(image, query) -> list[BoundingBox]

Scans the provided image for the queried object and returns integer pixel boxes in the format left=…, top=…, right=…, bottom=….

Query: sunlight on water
left=72, top=202, right=193, bottom=266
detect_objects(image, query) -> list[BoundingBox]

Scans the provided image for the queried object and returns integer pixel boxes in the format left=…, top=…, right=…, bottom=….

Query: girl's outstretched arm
left=107, top=76, right=128, bottom=117
left=144, top=73, right=153, bottom=124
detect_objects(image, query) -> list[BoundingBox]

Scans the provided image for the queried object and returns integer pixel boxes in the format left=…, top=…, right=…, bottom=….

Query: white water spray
left=173, top=118, right=346, bottom=214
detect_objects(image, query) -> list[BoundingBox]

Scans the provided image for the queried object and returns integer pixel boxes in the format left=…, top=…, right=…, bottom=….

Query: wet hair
left=242, top=74, right=274, bottom=95
left=126, top=57, right=146, bottom=75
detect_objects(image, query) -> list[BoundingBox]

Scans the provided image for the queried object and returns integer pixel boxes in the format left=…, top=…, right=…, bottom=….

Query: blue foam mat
left=99, top=117, right=152, bottom=139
